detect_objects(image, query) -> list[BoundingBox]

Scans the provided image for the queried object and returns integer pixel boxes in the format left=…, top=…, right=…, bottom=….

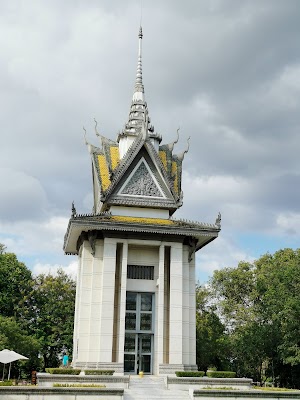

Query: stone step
left=124, top=390, right=190, bottom=400
left=124, top=377, right=190, bottom=400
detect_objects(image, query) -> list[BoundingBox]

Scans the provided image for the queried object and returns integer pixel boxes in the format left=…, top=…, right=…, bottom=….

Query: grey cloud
left=0, top=168, right=48, bottom=221
left=0, top=0, right=299, bottom=273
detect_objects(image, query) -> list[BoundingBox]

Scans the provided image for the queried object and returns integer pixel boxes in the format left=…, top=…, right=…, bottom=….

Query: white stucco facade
left=72, top=234, right=197, bottom=375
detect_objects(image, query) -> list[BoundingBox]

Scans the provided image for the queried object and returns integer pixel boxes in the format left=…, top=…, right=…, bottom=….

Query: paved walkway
left=123, top=376, right=190, bottom=400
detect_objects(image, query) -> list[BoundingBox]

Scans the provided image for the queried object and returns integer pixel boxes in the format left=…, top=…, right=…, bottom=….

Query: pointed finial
left=71, top=201, right=77, bottom=218
left=134, top=25, right=144, bottom=96
left=139, top=25, right=143, bottom=39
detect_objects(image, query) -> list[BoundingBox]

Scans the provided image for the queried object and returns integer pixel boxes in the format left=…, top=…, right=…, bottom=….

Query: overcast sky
left=1, top=0, right=300, bottom=282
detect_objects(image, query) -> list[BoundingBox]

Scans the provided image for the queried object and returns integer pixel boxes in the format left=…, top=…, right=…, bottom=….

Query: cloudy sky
left=1, top=0, right=299, bottom=282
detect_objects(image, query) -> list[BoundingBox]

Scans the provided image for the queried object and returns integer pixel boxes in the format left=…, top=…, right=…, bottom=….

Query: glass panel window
left=126, top=292, right=137, bottom=310
left=125, top=313, right=136, bottom=330
left=140, top=313, right=152, bottom=331
left=141, top=354, right=151, bottom=373
left=141, top=293, right=152, bottom=311
left=141, top=335, right=151, bottom=352
left=124, top=354, right=135, bottom=373
left=124, top=334, right=136, bottom=352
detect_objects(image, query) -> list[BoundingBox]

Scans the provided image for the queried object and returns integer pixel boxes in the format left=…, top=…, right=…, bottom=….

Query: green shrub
left=45, top=368, right=81, bottom=375
left=175, top=371, right=205, bottom=377
left=206, top=371, right=236, bottom=378
left=203, top=387, right=235, bottom=390
left=207, top=366, right=217, bottom=371
left=85, top=370, right=114, bottom=376
left=0, top=380, right=13, bottom=386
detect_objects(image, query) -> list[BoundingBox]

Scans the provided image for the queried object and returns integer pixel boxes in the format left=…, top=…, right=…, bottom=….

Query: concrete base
left=191, top=389, right=300, bottom=399
left=0, top=387, right=123, bottom=400
left=167, top=376, right=253, bottom=391
left=37, top=372, right=129, bottom=388
left=159, top=364, right=198, bottom=375
left=72, top=362, right=124, bottom=374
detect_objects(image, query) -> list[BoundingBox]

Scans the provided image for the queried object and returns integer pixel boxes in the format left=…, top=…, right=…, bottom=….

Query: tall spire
left=133, top=26, right=144, bottom=98
left=117, top=26, right=162, bottom=157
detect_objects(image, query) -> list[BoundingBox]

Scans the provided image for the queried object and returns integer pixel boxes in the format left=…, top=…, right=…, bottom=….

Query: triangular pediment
left=118, top=158, right=165, bottom=198
left=98, top=134, right=181, bottom=214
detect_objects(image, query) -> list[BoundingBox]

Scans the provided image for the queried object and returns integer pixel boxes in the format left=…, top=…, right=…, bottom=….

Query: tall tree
left=0, top=248, right=33, bottom=319
left=209, top=248, right=300, bottom=388
left=0, top=316, right=41, bottom=378
left=27, top=269, right=76, bottom=368
left=195, top=285, right=230, bottom=371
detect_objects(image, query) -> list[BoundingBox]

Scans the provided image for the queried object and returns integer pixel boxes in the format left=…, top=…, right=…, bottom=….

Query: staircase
left=123, top=376, right=190, bottom=400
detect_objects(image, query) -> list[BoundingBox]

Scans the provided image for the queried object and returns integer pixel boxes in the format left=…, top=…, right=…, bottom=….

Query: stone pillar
left=98, top=238, right=117, bottom=362
left=89, top=240, right=104, bottom=363
left=157, top=244, right=165, bottom=367
left=169, top=243, right=183, bottom=366
left=182, top=245, right=190, bottom=366
left=72, top=248, right=83, bottom=363
left=189, top=252, right=197, bottom=367
left=117, top=240, right=128, bottom=365
left=78, top=241, right=94, bottom=364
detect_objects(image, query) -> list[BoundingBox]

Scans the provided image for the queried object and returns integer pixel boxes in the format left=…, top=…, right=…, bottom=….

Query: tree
left=0, top=249, right=33, bottom=319
left=209, top=248, right=300, bottom=388
left=27, top=269, right=76, bottom=368
left=0, top=243, right=6, bottom=254
left=195, top=285, right=230, bottom=371
left=0, top=316, right=41, bottom=378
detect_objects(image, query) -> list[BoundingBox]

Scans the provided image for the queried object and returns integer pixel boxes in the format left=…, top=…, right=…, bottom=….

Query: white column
left=157, top=244, right=165, bottom=366
left=182, top=245, right=190, bottom=365
left=169, top=243, right=183, bottom=365
left=189, top=253, right=196, bottom=365
left=72, top=249, right=82, bottom=363
left=78, top=242, right=94, bottom=362
left=117, top=241, right=128, bottom=364
left=90, top=241, right=104, bottom=362
left=99, top=238, right=117, bottom=362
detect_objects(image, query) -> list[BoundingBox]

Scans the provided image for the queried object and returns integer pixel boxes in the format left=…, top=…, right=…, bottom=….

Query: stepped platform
left=124, top=376, right=190, bottom=400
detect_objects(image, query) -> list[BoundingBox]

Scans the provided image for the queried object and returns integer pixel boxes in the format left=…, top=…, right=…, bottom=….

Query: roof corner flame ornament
left=167, top=127, right=180, bottom=152
left=177, top=136, right=190, bottom=161
left=215, top=212, right=221, bottom=228
left=94, top=118, right=101, bottom=137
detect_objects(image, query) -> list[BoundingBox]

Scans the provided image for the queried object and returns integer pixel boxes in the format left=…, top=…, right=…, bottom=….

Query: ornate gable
left=103, top=134, right=180, bottom=213
left=119, top=159, right=165, bottom=198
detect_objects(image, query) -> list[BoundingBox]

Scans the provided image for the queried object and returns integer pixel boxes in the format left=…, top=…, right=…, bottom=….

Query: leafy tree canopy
left=26, top=269, right=76, bottom=368
left=0, top=248, right=33, bottom=319
left=209, top=248, right=300, bottom=388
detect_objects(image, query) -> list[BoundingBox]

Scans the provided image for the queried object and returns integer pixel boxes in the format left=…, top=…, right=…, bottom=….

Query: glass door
left=139, top=334, right=152, bottom=374
left=124, top=292, right=154, bottom=374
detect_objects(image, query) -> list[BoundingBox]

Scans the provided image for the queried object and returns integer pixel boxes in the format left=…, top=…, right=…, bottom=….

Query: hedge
left=175, top=371, right=205, bottom=377
left=206, top=371, right=236, bottom=378
left=0, top=380, right=13, bottom=386
left=84, top=370, right=114, bottom=376
left=45, top=368, right=81, bottom=375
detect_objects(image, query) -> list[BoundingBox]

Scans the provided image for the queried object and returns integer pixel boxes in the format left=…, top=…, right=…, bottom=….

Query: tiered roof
left=64, top=26, right=221, bottom=255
